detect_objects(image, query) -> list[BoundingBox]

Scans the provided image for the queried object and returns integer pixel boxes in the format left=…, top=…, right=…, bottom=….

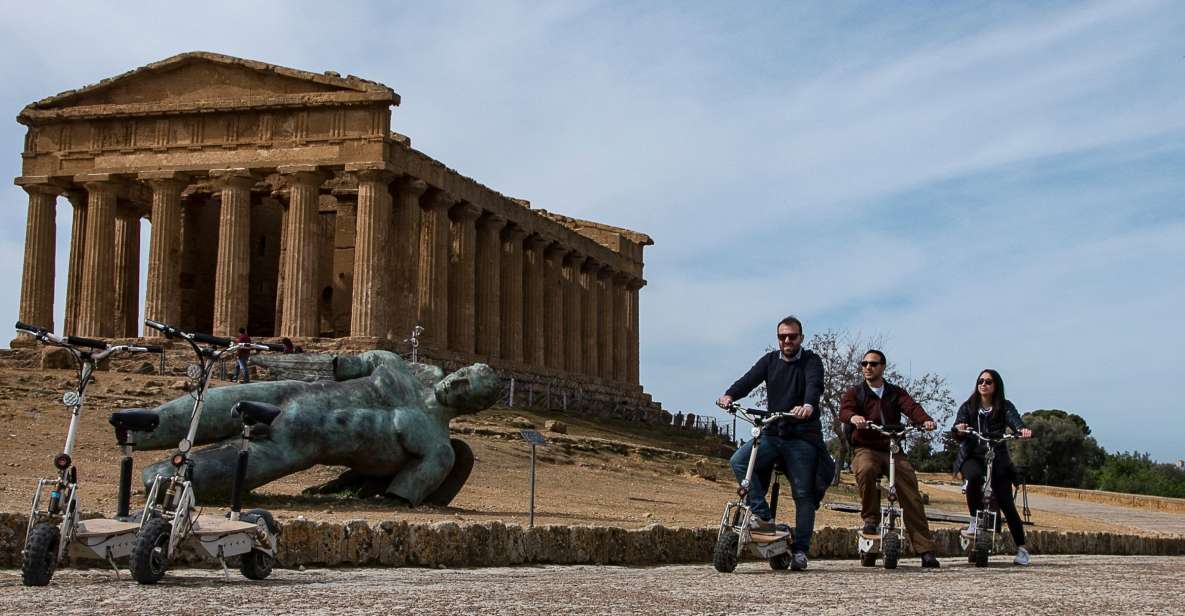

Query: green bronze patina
left=134, top=351, right=501, bottom=507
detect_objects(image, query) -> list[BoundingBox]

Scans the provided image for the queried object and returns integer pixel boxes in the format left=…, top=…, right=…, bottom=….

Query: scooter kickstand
left=104, top=546, right=121, bottom=580
left=217, top=546, right=230, bottom=581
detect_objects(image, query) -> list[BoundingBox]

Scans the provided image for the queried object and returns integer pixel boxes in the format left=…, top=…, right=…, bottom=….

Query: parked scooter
left=712, top=404, right=795, bottom=573
left=130, top=319, right=284, bottom=584
left=855, top=422, right=917, bottom=570
left=14, top=321, right=163, bottom=586
left=956, top=427, right=1020, bottom=567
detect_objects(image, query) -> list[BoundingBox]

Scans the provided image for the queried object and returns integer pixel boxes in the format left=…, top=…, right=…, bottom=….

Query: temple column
left=141, top=173, right=187, bottom=336
left=499, top=225, right=527, bottom=363
left=417, top=191, right=454, bottom=350
left=390, top=177, right=426, bottom=342
left=75, top=175, right=120, bottom=337
left=523, top=234, right=548, bottom=368
left=581, top=259, right=600, bottom=378
left=349, top=169, right=394, bottom=338
left=448, top=203, right=481, bottom=354
left=563, top=253, right=586, bottom=374
left=112, top=205, right=141, bottom=337
left=211, top=169, right=256, bottom=337
left=612, top=272, right=630, bottom=383
left=475, top=213, right=505, bottom=358
left=16, top=182, right=59, bottom=332
left=63, top=190, right=86, bottom=335
left=627, top=278, right=644, bottom=386
left=543, top=242, right=565, bottom=371
left=277, top=166, right=326, bottom=338
left=598, top=267, right=615, bottom=380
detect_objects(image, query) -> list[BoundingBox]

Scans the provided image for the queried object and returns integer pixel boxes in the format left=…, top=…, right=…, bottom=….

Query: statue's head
left=433, top=364, right=502, bottom=415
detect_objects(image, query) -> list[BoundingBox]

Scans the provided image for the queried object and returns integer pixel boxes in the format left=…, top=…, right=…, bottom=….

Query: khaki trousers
left=852, top=447, right=935, bottom=554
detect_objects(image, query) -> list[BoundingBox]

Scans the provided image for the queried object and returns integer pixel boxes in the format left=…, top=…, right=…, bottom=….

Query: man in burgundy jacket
left=838, top=349, right=940, bottom=568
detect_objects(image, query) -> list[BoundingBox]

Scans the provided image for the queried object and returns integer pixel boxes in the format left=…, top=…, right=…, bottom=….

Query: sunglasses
left=977, top=378, right=995, bottom=386
left=777, top=333, right=800, bottom=341
left=859, top=361, right=883, bottom=367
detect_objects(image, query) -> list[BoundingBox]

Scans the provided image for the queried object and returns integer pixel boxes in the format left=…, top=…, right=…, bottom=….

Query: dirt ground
left=0, top=366, right=1167, bottom=535
left=2, top=556, right=1182, bottom=615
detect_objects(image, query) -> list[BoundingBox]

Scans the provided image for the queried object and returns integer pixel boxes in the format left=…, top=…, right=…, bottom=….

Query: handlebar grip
left=192, top=332, right=232, bottom=347
left=263, top=343, right=285, bottom=352
left=139, top=345, right=164, bottom=354
left=15, top=320, right=48, bottom=334
left=66, top=335, right=108, bottom=350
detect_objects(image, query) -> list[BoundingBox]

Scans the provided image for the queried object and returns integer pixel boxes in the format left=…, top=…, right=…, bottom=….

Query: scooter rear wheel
left=712, top=530, right=739, bottom=573
left=859, top=552, right=878, bottom=567
left=131, top=518, right=172, bottom=584
left=769, top=552, right=791, bottom=570
left=21, top=523, right=60, bottom=586
left=240, top=549, right=274, bottom=580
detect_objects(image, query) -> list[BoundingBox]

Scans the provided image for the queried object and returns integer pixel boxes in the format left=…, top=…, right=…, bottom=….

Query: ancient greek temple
left=14, top=52, right=658, bottom=413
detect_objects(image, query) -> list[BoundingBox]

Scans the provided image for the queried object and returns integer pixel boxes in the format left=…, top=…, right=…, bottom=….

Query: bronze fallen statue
left=132, top=351, right=501, bottom=507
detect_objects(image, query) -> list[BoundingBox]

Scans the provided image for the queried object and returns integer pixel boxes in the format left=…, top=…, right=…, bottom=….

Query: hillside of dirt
left=0, top=365, right=1169, bottom=536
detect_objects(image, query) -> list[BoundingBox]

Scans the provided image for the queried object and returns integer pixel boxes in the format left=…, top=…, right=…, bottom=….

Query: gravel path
left=927, top=482, right=1185, bottom=535
left=2, top=555, right=1181, bottom=615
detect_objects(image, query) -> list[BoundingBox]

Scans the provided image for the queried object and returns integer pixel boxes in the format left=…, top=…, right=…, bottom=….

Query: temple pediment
left=19, top=52, right=398, bottom=123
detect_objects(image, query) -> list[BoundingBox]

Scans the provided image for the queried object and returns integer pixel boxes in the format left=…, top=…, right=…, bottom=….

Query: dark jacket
left=838, top=381, right=933, bottom=452
left=951, top=399, right=1026, bottom=475
left=724, top=349, right=824, bottom=439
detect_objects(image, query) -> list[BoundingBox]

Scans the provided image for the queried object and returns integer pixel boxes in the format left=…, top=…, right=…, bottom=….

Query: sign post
left=520, top=429, right=548, bottom=527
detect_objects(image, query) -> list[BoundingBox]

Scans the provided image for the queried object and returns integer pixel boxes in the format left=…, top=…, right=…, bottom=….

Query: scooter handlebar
left=192, top=332, right=233, bottom=347
left=66, top=335, right=108, bottom=350
left=14, top=320, right=47, bottom=335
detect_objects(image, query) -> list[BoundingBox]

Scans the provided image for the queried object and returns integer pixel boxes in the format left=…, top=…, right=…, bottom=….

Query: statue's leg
left=139, top=435, right=314, bottom=504
left=423, top=439, right=475, bottom=507
left=386, top=440, right=455, bottom=507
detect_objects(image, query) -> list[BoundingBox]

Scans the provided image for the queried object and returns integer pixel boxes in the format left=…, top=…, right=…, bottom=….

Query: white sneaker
left=960, top=519, right=977, bottom=538
left=1014, top=546, right=1030, bottom=566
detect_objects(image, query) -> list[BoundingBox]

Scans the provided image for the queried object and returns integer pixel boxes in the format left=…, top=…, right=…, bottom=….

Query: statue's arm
left=385, top=427, right=455, bottom=507
left=333, top=351, right=408, bottom=381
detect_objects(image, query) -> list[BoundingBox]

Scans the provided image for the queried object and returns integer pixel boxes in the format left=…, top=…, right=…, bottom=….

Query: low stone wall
left=1025, top=485, right=1185, bottom=515
left=3, top=513, right=1182, bottom=569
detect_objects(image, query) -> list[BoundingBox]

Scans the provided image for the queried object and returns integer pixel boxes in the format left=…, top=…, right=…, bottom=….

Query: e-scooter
left=14, top=321, right=163, bottom=586
left=956, top=427, right=1019, bottom=567
left=713, top=405, right=795, bottom=573
left=130, top=319, right=284, bottom=584
left=855, top=423, right=917, bottom=570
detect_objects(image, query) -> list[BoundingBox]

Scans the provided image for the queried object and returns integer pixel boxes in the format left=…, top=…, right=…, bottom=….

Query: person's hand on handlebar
left=788, top=404, right=814, bottom=419
left=716, top=395, right=733, bottom=410
left=955, top=423, right=970, bottom=433
left=1019, top=428, right=1032, bottom=439
left=850, top=415, right=868, bottom=429
left=921, top=420, right=936, bottom=431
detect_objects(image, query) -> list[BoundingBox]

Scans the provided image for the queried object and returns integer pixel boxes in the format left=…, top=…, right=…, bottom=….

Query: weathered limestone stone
left=389, top=177, right=426, bottom=342
left=627, top=278, right=644, bottom=386
left=543, top=242, right=565, bottom=371
left=475, top=213, right=505, bottom=358
left=523, top=235, right=548, bottom=368
left=350, top=168, right=394, bottom=337
left=112, top=205, right=141, bottom=337
left=62, top=190, right=86, bottom=335
left=211, top=169, right=255, bottom=337
left=582, top=259, right=600, bottom=376
left=16, top=181, right=59, bottom=332
left=278, top=166, right=327, bottom=337
left=76, top=176, right=119, bottom=337
left=418, top=191, right=454, bottom=351
left=612, top=273, right=629, bottom=383
left=597, top=267, right=614, bottom=381
left=563, top=253, right=585, bottom=374
left=499, top=225, right=527, bottom=363
left=447, top=202, right=481, bottom=354
left=141, top=173, right=187, bottom=336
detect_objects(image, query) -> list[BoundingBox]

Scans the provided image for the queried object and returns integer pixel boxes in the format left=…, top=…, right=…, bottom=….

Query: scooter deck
left=74, top=518, right=140, bottom=539
left=190, top=515, right=258, bottom=537
left=750, top=529, right=791, bottom=544
left=859, top=530, right=881, bottom=540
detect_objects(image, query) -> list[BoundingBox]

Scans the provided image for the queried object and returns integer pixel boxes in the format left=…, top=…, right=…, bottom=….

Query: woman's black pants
left=961, top=458, right=1026, bottom=547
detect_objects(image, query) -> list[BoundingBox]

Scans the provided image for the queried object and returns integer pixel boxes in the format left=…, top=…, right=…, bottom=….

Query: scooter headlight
left=53, top=453, right=72, bottom=470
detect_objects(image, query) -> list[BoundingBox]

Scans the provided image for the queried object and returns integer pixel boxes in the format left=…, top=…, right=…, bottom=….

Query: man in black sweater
left=717, top=315, right=827, bottom=571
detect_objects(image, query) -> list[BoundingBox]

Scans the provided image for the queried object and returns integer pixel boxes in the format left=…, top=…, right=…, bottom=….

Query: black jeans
left=962, top=458, right=1025, bottom=547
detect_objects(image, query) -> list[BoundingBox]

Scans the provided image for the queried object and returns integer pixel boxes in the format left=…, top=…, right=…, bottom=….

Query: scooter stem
left=116, top=454, right=133, bottom=519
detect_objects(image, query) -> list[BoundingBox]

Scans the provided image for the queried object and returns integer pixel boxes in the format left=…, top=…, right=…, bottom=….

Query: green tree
left=1011, top=409, right=1105, bottom=487
left=1090, top=452, right=1185, bottom=498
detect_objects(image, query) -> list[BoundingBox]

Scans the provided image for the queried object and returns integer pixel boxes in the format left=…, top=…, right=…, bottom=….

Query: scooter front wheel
left=882, top=533, right=900, bottom=570
left=972, top=531, right=991, bottom=567
left=21, top=523, right=60, bottom=586
left=712, top=529, right=739, bottom=573
left=131, top=518, right=172, bottom=584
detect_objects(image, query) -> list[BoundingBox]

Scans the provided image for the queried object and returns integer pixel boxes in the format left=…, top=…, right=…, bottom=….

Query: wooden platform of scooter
left=749, top=530, right=791, bottom=544
left=190, top=515, right=258, bottom=537
left=73, top=519, right=140, bottom=539
left=859, top=531, right=881, bottom=540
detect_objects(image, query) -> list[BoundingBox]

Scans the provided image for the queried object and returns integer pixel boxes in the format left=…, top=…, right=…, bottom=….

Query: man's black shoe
left=861, top=522, right=878, bottom=535
left=920, top=552, right=940, bottom=568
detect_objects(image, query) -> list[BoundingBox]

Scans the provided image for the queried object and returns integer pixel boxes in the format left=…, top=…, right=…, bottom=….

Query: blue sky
left=0, top=1, right=1182, bottom=461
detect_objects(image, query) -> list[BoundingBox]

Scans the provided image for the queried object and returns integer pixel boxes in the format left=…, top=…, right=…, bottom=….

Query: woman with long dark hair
left=951, top=369, right=1034, bottom=565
